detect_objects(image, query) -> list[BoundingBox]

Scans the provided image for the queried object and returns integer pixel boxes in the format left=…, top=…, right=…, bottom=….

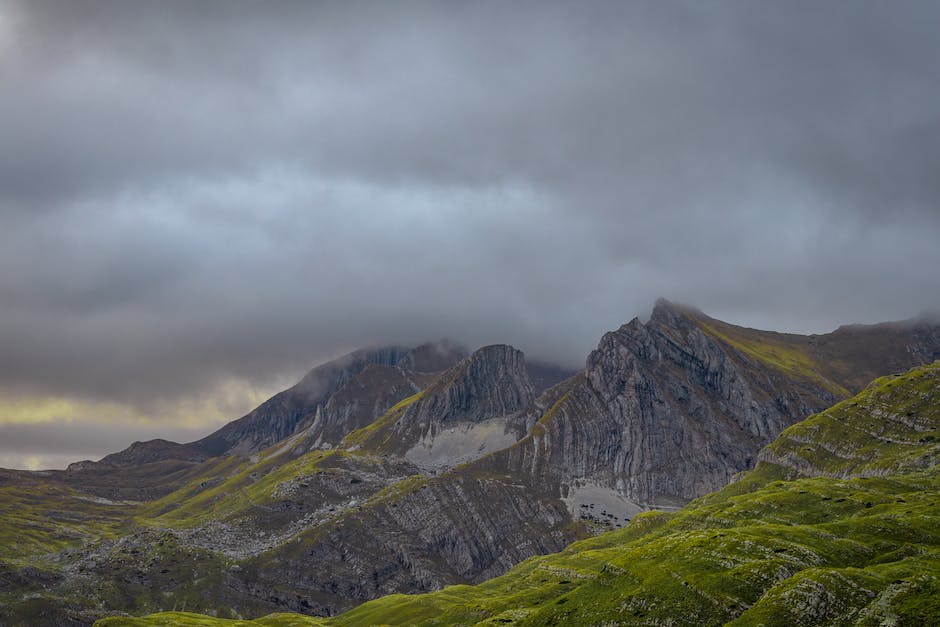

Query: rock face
left=296, top=363, right=432, bottom=451
left=498, top=300, right=940, bottom=510
left=501, top=300, right=845, bottom=508
left=247, top=470, right=572, bottom=617
left=246, top=363, right=940, bottom=627
left=193, top=345, right=419, bottom=457
left=384, top=345, right=535, bottom=452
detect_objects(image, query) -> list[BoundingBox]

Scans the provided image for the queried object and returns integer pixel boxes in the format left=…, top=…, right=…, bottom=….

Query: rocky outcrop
left=394, top=345, right=534, bottom=436
left=245, top=469, right=573, bottom=617
left=194, top=342, right=470, bottom=457
left=294, top=364, right=428, bottom=450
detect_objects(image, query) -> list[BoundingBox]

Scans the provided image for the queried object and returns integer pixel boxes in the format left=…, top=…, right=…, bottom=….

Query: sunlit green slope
left=99, top=362, right=940, bottom=626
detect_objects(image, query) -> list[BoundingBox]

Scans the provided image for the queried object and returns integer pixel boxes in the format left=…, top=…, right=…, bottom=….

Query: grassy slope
left=99, top=362, right=940, bottom=626
left=0, top=478, right=131, bottom=565
left=134, top=390, right=427, bottom=530
left=0, top=392, right=435, bottom=624
left=689, top=312, right=852, bottom=397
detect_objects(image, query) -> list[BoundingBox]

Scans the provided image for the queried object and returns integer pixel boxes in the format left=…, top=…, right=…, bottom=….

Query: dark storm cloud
left=1, top=0, right=939, bottom=424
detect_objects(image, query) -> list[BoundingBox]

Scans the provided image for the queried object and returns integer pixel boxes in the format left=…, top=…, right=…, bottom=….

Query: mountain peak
left=193, top=342, right=465, bottom=457
left=419, top=343, right=533, bottom=425
left=649, top=298, right=703, bottom=325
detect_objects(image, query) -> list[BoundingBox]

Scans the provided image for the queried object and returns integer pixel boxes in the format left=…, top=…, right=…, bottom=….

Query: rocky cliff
left=498, top=299, right=940, bottom=511
left=356, top=345, right=535, bottom=466
left=193, top=345, right=421, bottom=457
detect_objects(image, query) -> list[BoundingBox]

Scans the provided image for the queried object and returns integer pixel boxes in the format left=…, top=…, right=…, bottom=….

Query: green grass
left=0, top=479, right=131, bottom=565
left=340, top=389, right=426, bottom=450
left=316, top=469, right=940, bottom=625
left=129, top=388, right=430, bottom=532
left=141, top=450, right=346, bottom=529
left=102, top=362, right=940, bottom=626
left=694, top=317, right=851, bottom=397
left=763, top=366, right=940, bottom=478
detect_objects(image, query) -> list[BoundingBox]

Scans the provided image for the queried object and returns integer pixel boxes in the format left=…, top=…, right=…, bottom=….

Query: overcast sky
left=2, top=1, right=939, bottom=469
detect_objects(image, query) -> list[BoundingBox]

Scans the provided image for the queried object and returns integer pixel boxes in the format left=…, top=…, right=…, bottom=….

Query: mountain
left=495, top=298, right=940, bottom=510
left=105, top=361, right=940, bottom=626
left=193, top=340, right=475, bottom=458
left=2, top=301, right=939, bottom=625
left=353, top=344, right=535, bottom=463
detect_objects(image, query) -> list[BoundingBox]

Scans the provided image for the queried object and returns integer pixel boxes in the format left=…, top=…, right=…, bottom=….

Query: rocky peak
left=193, top=343, right=464, bottom=458
left=402, top=344, right=534, bottom=428
left=649, top=298, right=702, bottom=326
left=354, top=344, right=537, bottom=464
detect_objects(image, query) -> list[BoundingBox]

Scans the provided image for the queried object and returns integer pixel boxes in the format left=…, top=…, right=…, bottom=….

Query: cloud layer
left=2, top=1, right=939, bottom=467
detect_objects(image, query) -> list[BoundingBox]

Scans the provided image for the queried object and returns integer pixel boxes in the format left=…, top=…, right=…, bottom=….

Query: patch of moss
left=695, top=318, right=851, bottom=396
left=0, top=479, right=131, bottom=565
left=340, top=389, right=427, bottom=449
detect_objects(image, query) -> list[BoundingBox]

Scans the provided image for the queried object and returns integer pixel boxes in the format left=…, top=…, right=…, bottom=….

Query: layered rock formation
left=499, top=299, right=940, bottom=510
left=193, top=344, right=443, bottom=457
left=359, top=345, right=535, bottom=467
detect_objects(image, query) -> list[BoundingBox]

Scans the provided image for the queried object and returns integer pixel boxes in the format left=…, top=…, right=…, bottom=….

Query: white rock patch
left=405, top=418, right=517, bottom=472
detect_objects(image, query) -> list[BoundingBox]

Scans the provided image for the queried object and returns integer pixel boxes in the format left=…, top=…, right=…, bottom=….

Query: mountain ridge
left=3, top=300, right=940, bottom=624
left=102, top=360, right=940, bottom=626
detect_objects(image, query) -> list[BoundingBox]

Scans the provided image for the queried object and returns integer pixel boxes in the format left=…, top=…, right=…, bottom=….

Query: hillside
left=102, top=361, right=940, bottom=626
